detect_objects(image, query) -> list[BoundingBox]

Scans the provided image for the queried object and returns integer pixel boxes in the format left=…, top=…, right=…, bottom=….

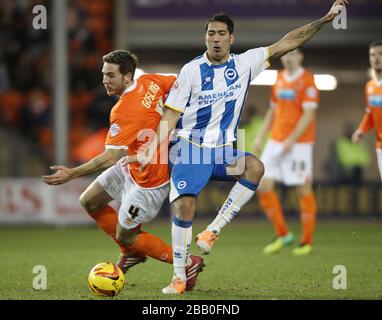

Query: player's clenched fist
left=325, top=0, right=349, bottom=22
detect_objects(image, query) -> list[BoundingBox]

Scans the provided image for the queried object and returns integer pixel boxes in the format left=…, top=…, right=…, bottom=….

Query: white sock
left=207, top=179, right=257, bottom=234
left=172, top=216, right=192, bottom=282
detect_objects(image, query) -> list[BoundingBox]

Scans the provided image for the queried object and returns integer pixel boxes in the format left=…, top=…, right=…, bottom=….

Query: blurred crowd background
left=0, top=0, right=115, bottom=174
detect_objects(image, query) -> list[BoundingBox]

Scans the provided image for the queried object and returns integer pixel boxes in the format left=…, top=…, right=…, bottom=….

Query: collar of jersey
left=203, top=52, right=232, bottom=69
left=283, top=67, right=305, bottom=83
left=122, top=80, right=137, bottom=95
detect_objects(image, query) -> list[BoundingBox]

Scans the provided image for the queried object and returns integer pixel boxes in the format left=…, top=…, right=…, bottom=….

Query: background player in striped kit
left=352, top=41, right=382, bottom=182
left=253, top=49, right=319, bottom=256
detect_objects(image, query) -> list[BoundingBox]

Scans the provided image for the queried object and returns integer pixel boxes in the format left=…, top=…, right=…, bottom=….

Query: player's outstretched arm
left=268, top=0, right=349, bottom=59
left=41, top=148, right=125, bottom=185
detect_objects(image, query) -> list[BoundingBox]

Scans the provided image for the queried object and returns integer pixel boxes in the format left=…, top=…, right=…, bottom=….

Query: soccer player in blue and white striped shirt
left=124, top=0, right=348, bottom=294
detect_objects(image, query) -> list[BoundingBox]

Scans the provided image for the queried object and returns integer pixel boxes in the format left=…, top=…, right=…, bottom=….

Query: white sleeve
left=238, top=47, right=270, bottom=81
left=164, top=65, right=192, bottom=113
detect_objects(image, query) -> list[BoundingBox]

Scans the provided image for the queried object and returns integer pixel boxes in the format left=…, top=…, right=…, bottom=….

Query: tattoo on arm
left=296, top=18, right=326, bottom=41
left=270, top=17, right=329, bottom=59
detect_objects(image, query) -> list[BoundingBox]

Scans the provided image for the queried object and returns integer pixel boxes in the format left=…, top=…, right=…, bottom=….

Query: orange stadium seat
left=69, top=125, right=90, bottom=157
left=86, top=17, right=110, bottom=35
left=88, top=1, right=112, bottom=15
left=83, top=53, right=100, bottom=69
left=96, top=37, right=113, bottom=53
left=70, top=90, right=94, bottom=112
left=71, top=127, right=109, bottom=163
left=0, top=90, right=25, bottom=126
left=38, top=127, right=53, bottom=151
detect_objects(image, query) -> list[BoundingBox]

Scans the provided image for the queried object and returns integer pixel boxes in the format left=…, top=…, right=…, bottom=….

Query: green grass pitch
left=0, top=219, right=381, bottom=300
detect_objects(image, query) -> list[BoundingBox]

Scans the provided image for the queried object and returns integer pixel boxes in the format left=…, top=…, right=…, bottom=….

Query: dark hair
left=370, top=41, right=382, bottom=49
left=206, top=13, right=234, bottom=34
left=103, top=50, right=138, bottom=77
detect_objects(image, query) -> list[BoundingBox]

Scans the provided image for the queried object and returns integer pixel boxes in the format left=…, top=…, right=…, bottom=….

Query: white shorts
left=377, top=149, right=382, bottom=182
left=96, top=160, right=170, bottom=230
left=261, top=140, right=313, bottom=186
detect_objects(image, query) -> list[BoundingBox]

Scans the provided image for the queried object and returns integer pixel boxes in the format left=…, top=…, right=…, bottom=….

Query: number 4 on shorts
left=128, top=205, right=140, bottom=219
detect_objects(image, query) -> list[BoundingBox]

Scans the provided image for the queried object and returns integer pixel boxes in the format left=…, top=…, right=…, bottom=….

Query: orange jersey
left=358, top=79, right=382, bottom=149
left=270, top=68, right=319, bottom=143
left=105, top=74, right=176, bottom=188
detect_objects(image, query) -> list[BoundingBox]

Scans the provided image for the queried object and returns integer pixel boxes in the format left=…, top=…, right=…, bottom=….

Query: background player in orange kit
left=42, top=50, right=204, bottom=291
left=352, top=41, right=382, bottom=182
left=253, top=49, right=319, bottom=256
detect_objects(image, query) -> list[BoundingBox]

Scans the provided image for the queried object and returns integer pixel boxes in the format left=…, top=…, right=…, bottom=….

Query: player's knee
left=296, top=182, right=313, bottom=197
left=79, top=193, right=89, bottom=211
left=245, top=156, right=265, bottom=182
left=258, top=179, right=274, bottom=193
left=174, top=196, right=196, bottom=221
left=79, top=193, right=98, bottom=213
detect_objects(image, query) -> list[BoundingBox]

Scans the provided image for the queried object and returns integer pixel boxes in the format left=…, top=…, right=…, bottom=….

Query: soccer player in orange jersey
left=352, top=41, right=382, bottom=181
left=253, top=49, right=319, bottom=256
left=42, top=50, right=204, bottom=291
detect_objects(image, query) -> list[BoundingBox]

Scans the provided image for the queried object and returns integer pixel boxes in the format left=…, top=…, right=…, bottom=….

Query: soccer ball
left=87, top=262, right=125, bottom=297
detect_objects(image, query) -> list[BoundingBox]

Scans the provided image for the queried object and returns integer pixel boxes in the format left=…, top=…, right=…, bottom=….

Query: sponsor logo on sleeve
left=306, top=87, right=318, bottom=98
left=109, top=123, right=121, bottom=137
left=171, top=81, right=179, bottom=91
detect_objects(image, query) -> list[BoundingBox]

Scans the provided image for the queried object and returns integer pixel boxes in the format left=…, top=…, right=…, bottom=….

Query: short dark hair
left=206, top=13, right=234, bottom=34
left=370, top=41, right=382, bottom=49
left=103, top=50, right=138, bottom=77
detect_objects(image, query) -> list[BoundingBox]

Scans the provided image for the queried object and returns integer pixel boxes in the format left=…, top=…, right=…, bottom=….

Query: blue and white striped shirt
left=165, top=47, right=270, bottom=147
